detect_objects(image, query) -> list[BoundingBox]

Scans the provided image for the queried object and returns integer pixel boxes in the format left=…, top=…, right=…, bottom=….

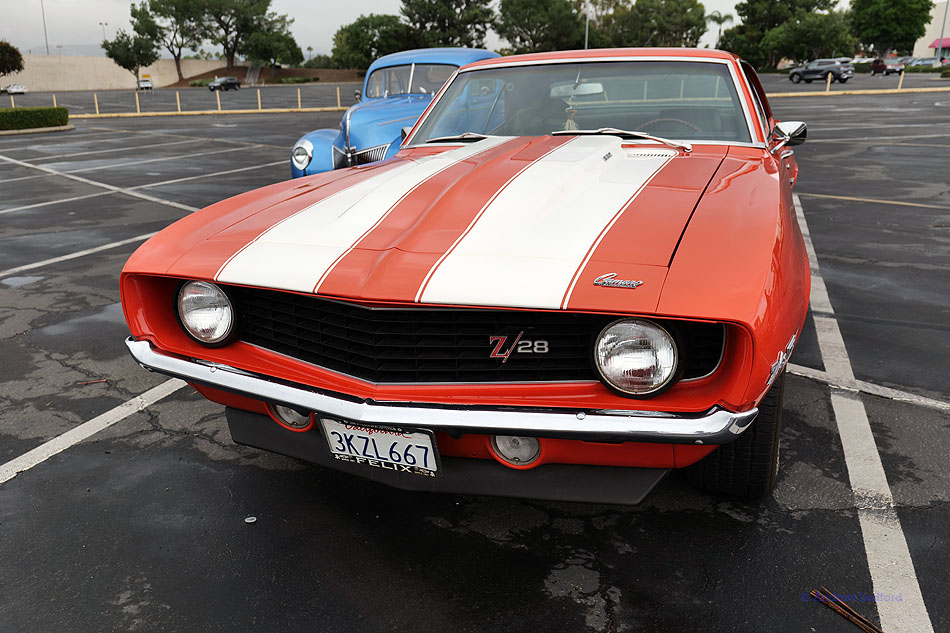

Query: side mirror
left=354, top=89, right=362, bottom=102
left=400, top=126, right=413, bottom=142
left=771, top=121, right=807, bottom=151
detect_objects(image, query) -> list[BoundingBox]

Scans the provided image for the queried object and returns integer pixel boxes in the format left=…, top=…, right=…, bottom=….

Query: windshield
left=365, top=63, right=457, bottom=98
left=409, top=61, right=752, bottom=144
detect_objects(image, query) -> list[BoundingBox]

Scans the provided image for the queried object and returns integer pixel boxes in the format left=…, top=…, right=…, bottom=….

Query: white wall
left=3, top=55, right=235, bottom=91
left=914, top=2, right=950, bottom=58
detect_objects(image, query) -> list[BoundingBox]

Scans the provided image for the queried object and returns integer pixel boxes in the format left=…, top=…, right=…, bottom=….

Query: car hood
left=145, top=135, right=727, bottom=313
left=345, top=95, right=433, bottom=148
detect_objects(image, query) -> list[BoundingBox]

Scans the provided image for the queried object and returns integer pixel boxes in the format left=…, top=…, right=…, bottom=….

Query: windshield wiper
left=425, top=132, right=491, bottom=144
left=552, top=128, right=691, bottom=153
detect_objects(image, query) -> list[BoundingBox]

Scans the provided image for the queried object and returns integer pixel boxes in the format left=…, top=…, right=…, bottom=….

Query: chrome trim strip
left=126, top=338, right=757, bottom=444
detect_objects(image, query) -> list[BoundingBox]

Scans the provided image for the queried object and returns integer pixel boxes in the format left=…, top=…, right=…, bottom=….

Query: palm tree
left=706, top=10, right=734, bottom=49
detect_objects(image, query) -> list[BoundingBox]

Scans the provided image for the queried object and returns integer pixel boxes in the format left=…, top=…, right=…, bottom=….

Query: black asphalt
left=0, top=96, right=947, bottom=632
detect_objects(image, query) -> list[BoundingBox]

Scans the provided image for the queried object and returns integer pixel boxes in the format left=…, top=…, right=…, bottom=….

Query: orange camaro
left=121, top=49, right=809, bottom=504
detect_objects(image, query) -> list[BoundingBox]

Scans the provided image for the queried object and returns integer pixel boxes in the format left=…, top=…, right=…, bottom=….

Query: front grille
left=331, top=144, right=389, bottom=169
left=226, top=286, right=724, bottom=385
left=354, top=144, right=389, bottom=165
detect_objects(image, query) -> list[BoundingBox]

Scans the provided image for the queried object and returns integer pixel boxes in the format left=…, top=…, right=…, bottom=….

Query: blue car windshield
left=365, top=63, right=457, bottom=98
left=410, top=61, right=753, bottom=144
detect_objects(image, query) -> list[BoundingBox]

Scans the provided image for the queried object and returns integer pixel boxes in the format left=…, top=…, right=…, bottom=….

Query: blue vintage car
left=290, top=47, right=499, bottom=178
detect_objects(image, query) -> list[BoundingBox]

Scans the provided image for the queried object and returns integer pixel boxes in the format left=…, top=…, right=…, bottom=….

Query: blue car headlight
left=292, top=139, right=314, bottom=171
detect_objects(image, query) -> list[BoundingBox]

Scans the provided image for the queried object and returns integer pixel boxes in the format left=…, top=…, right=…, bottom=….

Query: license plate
left=320, top=419, right=439, bottom=477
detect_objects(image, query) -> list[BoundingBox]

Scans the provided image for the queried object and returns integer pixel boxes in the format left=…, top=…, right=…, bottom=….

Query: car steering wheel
left=638, top=118, right=702, bottom=133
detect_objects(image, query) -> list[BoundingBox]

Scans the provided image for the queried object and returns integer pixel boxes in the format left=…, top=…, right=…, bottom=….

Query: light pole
left=938, top=0, right=949, bottom=61
left=40, top=0, right=50, bottom=55
left=584, top=0, right=590, bottom=49
left=99, top=21, right=109, bottom=40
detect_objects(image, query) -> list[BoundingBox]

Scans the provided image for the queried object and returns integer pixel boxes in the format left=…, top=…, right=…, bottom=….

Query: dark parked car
left=209, top=76, right=241, bottom=91
left=788, top=58, right=854, bottom=83
left=870, top=59, right=905, bottom=76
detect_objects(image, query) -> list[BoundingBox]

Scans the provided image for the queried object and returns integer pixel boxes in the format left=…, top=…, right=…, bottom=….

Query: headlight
left=594, top=318, right=678, bottom=396
left=176, top=281, right=234, bottom=345
left=291, top=139, right=313, bottom=170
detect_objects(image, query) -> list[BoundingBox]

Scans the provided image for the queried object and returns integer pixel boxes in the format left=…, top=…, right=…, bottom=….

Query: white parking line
left=27, top=138, right=195, bottom=162
left=0, top=145, right=257, bottom=184
left=0, top=191, right=115, bottom=216
left=795, top=193, right=935, bottom=633
left=133, top=159, right=285, bottom=189
left=0, top=379, right=186, bottom=486
left=0, top=233, right=157, bottom=279
left=788, top=363, right=950, bottom=413
left=0, top=152, right=198, bottom=213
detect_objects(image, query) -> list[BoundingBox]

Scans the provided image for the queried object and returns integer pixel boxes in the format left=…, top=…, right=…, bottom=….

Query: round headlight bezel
left=291, top=139, right=314, bottom=170
left=175, top=280, right=235, bottom=346
left=593, top=318, right=681, bottom=398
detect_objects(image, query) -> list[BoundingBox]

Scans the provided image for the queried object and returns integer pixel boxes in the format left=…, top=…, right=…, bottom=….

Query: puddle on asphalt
left=36, top=302, right=125, bottom=336
left=1, top=276, right=44, bottom=287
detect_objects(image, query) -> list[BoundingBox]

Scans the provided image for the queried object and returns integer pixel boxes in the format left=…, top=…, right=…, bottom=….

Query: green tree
left=241, top=29, right=303, bottom=75
left=851, top=0, right=934, bottom=56
left=102, top=30, right=160, bottom=82
left=131, top=0, right=206, bottom=82
left=400, top=0, right=494, bottom=47
left=497, top=0, right=586, bottom=53
left=720, top=0, right=837, bottom=67
left=607, top=0, right=707, bottom=48
left=199, top=0, right=271, bottom=69
left=761, top=10, right=855, bottom=62
left=0, top=40, right=25, bottom=79
left=706, top=10, right=733, bottom=48
left=304, top=54, right=333, bottom=69
left=331, top=14, right=410, bottom=69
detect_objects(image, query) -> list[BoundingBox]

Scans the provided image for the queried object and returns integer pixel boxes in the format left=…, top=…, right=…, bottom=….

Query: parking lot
left=7, top=83, right=361, bottom=114
left=0, top=92, right=948, bottom=632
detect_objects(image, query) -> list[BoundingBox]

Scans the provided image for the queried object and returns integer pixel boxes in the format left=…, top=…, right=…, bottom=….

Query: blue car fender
left=291, top=128, right=341, bottom=178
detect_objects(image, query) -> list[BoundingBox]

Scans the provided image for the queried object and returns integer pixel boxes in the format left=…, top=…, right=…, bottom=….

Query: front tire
left=790, top=73, right=802, bottom=84
left=686, top=371, right=785, bottom=498
left=838, top=77, right=849, bottom=84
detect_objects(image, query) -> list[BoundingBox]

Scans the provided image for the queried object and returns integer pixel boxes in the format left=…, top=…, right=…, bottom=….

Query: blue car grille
left=224, top=286, right=725, bottom=385
left=332, top=144, right=389, bottom=169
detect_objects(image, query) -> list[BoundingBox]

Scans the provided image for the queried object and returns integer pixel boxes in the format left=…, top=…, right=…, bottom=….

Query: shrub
left=942, top=69, right=950, bottom=78
left=0, top=106, right=69, bottom=131
left=282, top=76, right=318, bottom=83
left=853, top=62, right=871, bottom=73
left=189, top=78, right=211, bottom=87
left=904, top=65, right=944, bottom=73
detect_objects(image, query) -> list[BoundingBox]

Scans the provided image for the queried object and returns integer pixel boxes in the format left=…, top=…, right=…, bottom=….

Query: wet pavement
left=0, top=94, right=947, bottom=632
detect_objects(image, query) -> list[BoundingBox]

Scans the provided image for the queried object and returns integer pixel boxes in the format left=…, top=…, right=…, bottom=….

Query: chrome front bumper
left=126, top=338, right=757, bottom=445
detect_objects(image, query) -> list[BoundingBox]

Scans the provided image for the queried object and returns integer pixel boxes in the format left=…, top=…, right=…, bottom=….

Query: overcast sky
left=5, top=0, right=745, bottom=57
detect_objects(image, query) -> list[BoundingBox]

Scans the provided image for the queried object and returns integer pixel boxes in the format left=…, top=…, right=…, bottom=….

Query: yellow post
left=825, top=72, right=833, bottom=93
left=898, top=71, right=905, bottom=91
left=135, top=90, right=141, bottom=113
left=679, top=79, right=685, bottom=99
left=176, top=91, right=181, bottom=113
left=94, top=93, right=100, bottom=115
left=216, top=89, right=221, bottom=111
left=52, top=94, right=57, bottom=107
left=9, top=94, right=14, bottom=108
left=257, top=88, right=262, bottom=111
left=297, top=87, right=301, bottom=109
left=336, top=86, right=341, bottom=108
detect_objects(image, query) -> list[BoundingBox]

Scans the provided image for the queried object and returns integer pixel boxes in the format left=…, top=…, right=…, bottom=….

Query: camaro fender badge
left=768, top=334, right=797, bottom=386
left=593, top=273, right=644, bottom=289
left=489, top=331, right=549, bottom=363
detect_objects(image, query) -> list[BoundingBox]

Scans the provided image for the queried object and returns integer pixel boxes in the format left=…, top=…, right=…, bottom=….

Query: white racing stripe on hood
left=418, top=137, right=674, bottom=309
left=215, top=136, right=511, bottom=292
